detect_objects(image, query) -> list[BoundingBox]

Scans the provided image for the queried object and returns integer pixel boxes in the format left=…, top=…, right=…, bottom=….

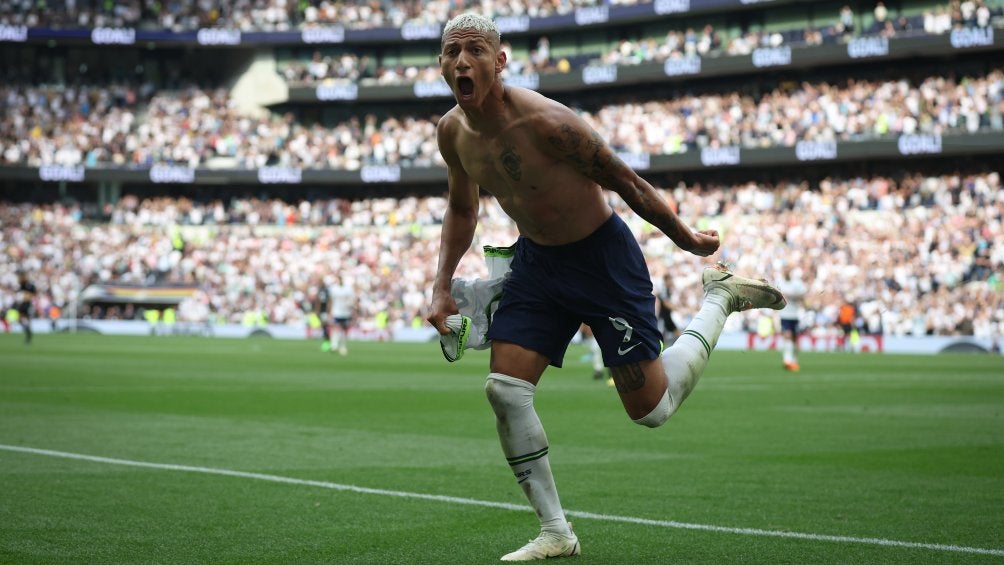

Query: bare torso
left=441, top=86, right=612, bottom=245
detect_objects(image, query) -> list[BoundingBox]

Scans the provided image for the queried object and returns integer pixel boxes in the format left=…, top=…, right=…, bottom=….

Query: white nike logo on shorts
left=617, top=343, right=641, bottom=355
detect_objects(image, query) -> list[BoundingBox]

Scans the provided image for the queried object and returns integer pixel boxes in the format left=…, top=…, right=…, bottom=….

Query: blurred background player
left=329, top=276, right=355, bottom=356
left=837, top=299, right=858, bottom=352
left=316, top=278, right=333, bottom=351
left=579, top=323, right=607, bottom=382
left=776, top=266, right=808, bottom=371
left=16, top=272, right=37, bottom=345
left=656, top=273, right=681, bottom=347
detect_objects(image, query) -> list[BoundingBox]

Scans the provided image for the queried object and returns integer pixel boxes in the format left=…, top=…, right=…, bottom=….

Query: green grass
left=1, top=334, right=1002, bottom=564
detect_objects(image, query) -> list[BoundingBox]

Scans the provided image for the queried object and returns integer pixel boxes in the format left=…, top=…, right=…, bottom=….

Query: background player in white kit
left=329, top=277, right=355, bottom=356
left=776, top=267, right=808, bottom=372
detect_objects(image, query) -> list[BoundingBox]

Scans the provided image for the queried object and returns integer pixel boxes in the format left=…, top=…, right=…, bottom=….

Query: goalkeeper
left=426, top=13, right=786, bottom=562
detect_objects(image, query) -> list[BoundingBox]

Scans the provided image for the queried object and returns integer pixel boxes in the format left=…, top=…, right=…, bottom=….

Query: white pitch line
left=2, top=444, right=1001, bottom=557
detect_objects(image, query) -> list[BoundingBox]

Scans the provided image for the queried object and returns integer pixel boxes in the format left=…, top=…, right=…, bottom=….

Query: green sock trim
left=506, top=446, right=548, bottom=466
left=682, top=330, right=712, bottom=357
left=483, top=244, right=515, bottom=258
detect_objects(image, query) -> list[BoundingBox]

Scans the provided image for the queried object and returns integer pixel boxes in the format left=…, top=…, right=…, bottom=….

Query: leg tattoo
left=609, top=363, right=646, bottom=394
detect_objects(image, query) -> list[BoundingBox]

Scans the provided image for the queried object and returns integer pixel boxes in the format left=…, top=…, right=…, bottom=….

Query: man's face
left=439, top=28, right=505, bottom=108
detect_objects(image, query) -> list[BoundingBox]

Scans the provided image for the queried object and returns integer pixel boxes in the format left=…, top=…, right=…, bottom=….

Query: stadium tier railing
left=293, top=27, right=1004, bottom=103
left=5, top=4, right=1000, bottom=105
left=6, top=131, right=1003, bottom=187
left=0, top=0, right=808, bottom=46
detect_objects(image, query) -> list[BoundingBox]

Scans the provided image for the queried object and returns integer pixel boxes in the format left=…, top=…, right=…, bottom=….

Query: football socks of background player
left=323, top=336, right=349, bottom=355
left=782, top=329, right=800, bottom=371
left=587, top=333, right=605, bottom=380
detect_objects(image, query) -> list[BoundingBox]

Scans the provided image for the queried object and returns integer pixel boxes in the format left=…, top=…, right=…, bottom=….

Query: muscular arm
left=428, top=114, right=480, bottom=333
left=537, top=105, right=718, bottom=255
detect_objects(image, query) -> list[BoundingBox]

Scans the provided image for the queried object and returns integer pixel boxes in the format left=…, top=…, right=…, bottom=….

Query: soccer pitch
left=1, top=334, right=1002, bottom=564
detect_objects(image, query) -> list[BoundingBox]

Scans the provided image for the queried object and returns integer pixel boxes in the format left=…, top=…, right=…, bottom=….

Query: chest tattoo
left=500, top=143, right=522, bottom=181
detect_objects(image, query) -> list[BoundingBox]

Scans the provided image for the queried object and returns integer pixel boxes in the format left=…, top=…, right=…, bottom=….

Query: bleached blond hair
left=441, top=13, right=501, bottom=48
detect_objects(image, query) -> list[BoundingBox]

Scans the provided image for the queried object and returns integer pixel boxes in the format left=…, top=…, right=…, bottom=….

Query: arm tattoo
left=609, top=364, right=647, bottom=394
left=547, top=124, right=582, bottom=153
left=500, top=144, right=522, bottom=181
left=547, top=124, right=624, bottom=189
left=585, top=130, right=623, bottom=187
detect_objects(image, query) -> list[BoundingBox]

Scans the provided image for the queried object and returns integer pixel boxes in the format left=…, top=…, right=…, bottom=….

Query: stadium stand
left=1, top=0, right=1002, bottom=347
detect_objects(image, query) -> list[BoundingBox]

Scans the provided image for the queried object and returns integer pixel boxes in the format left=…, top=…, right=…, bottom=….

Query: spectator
left=1, top=170, right=1000, bottom=339
left=874, top=2, right=889, bottom=31
left=4, top=67, right=1001, bottom=168
left=839, top=5, right=855, bottom=38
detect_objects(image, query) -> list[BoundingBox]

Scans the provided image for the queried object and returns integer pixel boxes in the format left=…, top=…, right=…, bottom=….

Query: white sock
left=659, top=292, right=730, bottom=411
left=782, top=338, right=794, bottom=363
left=485, top=373, right=570, bottom=535
left=588, top=337, right=603, bottom=372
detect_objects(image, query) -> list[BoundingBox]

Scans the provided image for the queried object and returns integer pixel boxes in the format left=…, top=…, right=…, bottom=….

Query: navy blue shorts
left=487, top=213, right=661, bottom=368
left=780, top=318, right=799, bottom=335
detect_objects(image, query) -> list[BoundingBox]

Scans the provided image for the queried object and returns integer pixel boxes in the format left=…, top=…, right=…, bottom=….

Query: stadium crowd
left=2, top=171, right=1001, bottom=341
left=1, top=2, right=1001, bottom=348
left=2, top=0, right=999, bottom=35
left=279, top=1, right=1002, bottom=88
left=0, top=0, right=647, bottom=31
left=2, top=67, right=1002, bottom=168
left=279, top=36, right=553, bottom=87
left=5, top=0, right=1000, bottom=91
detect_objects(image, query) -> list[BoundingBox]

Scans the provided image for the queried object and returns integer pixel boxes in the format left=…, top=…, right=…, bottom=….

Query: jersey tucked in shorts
left=487, top=213, right=661, bottom=368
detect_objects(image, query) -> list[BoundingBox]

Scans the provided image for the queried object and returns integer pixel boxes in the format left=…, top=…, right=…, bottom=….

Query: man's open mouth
left=457, top=77, right=475, bottom=97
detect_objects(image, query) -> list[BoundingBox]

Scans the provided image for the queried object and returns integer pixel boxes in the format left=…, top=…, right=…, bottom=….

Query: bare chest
left=456, top=134, right=557, bottom=194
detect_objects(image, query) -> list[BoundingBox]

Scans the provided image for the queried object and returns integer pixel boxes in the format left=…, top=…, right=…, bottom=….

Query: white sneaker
left=500, top=527, right=581, bottom=561
left=702, top=262, right=787, bottom=313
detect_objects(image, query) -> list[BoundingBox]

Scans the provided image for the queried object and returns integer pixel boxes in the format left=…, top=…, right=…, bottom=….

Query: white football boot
left=500, top=526, right=580, bottom=561
left=702, top=262, right=787, bottom=313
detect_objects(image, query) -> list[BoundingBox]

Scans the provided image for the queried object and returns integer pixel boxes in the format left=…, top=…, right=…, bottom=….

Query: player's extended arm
left=428, top=117, right=481, bottom=333
left=538, top=106, right=719, bottom=257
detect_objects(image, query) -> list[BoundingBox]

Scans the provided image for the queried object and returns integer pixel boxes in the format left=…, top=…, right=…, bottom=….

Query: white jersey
left=330, top=284, right=354, bottom=319
left=776, top=276, right=807, bottom=321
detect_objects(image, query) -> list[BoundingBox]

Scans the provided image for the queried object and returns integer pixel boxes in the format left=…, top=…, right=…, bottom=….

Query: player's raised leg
left=630, top=264, right=786, bottom=427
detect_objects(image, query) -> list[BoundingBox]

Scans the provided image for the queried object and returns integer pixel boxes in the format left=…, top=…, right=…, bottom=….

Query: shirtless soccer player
left=426, top=13, right=786, bottom=561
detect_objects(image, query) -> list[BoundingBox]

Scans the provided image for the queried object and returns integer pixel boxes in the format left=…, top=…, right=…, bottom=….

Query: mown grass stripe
left=2, top=443, right=1001, bottom=557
